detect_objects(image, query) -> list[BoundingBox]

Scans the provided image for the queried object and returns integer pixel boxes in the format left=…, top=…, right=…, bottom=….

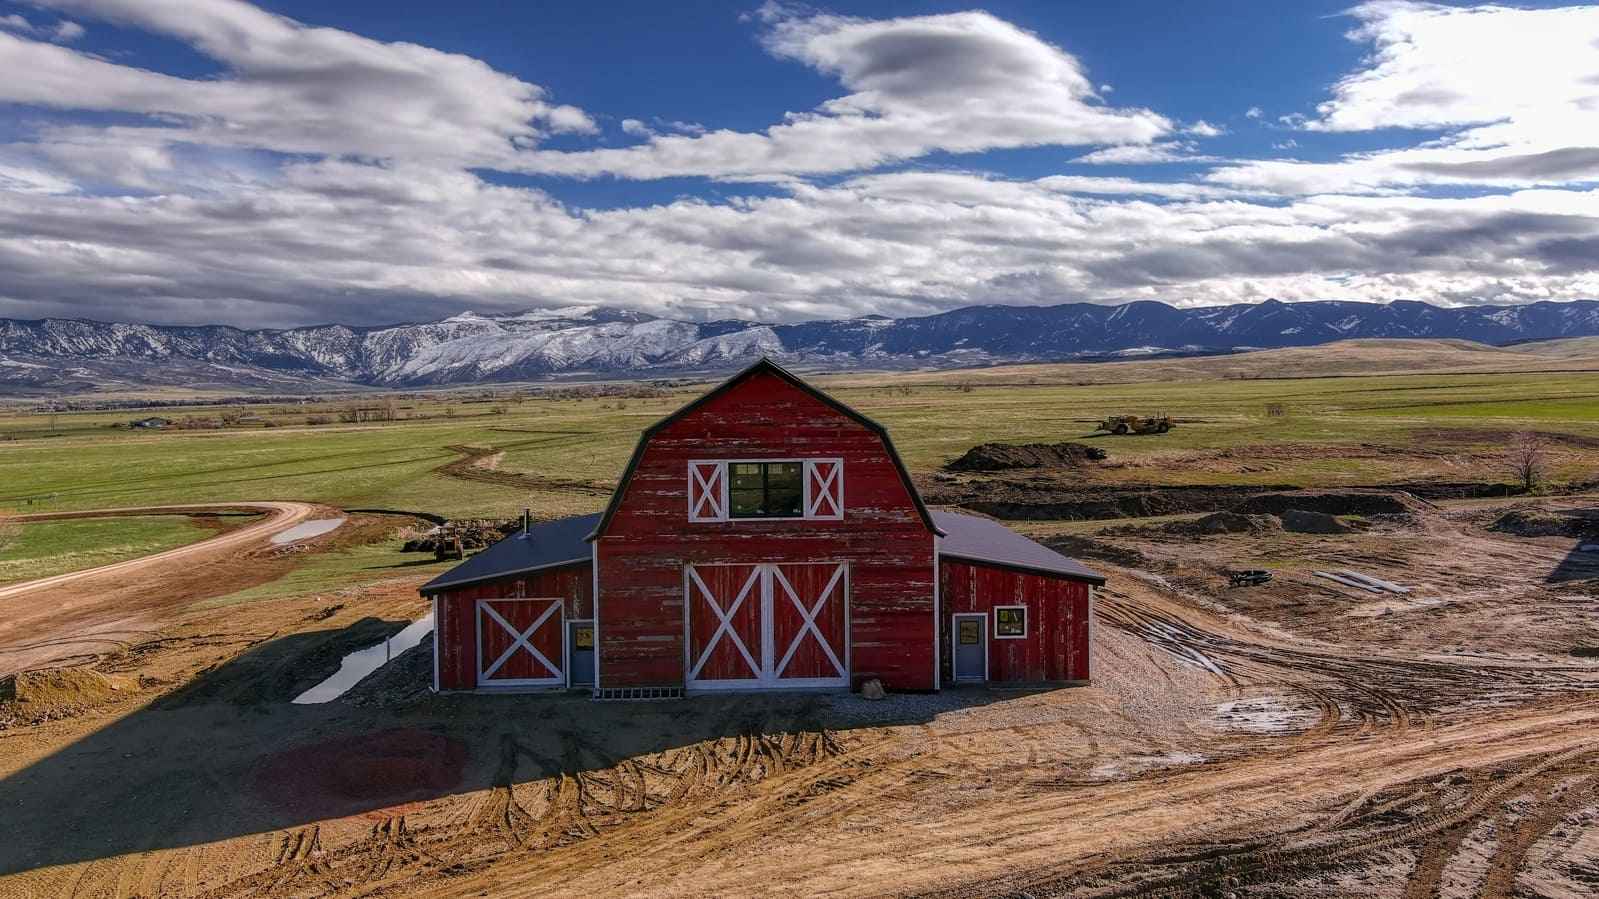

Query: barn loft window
left=994, top=605, right=1027, bottom=639
left=729, top=462, right=804, bottom=518
left=687, top=459, right=843, bottom=522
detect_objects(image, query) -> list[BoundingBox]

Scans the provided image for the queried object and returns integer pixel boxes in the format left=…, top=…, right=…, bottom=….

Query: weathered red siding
left=434, top=561, right=593, bottom=691
left=938, top=558, right=1092, bottom=684
left=596, top=369, right=937, bottom=690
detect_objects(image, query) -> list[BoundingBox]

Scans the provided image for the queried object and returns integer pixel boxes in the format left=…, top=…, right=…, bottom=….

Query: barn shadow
left=0, top=621, right=1025, bottom=877
left=1543, top=504, right=1599, bottom=584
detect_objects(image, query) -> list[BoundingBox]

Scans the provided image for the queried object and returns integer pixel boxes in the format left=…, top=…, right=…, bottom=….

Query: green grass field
left=0, top=515, right=222, bottom=585
left=3, top=365, right=1597, bottom=522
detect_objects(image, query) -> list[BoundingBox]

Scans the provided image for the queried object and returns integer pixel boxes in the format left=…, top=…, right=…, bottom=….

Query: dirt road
left=1, top=495, right=1596, bottom=898
left=0, top=502, right=320, bottom=674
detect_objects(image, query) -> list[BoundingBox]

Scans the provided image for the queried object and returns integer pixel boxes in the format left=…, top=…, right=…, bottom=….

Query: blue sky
left=0, top=0, right=1597, bottom=327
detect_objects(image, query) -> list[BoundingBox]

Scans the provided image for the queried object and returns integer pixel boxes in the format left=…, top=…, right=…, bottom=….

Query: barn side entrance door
left=685, top=562, right=848, bottom=689
left=567, top=620, right=595, bottom=687
left=951, top=613, right=987, bottom=682
left=476, top=597, right=564, bottom=688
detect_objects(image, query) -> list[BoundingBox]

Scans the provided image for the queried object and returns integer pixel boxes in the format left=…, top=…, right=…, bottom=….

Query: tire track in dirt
left=179, top=720, right=850, bottom=899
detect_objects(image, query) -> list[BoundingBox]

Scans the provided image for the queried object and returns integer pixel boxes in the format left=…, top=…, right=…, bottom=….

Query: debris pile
left=401, top=518, right=519, bottom=554
left=946, top=442, right=1107, bottom=472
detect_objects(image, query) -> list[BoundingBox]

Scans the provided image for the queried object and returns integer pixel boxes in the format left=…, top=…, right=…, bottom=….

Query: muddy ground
left=0, top=488, right=1597, bottom=897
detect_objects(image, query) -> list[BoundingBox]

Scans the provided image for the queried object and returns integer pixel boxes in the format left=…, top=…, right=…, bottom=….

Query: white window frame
left=686, top=458, right=843, bottom=523
left=993, top=604, right=1028, bottom=640
left=688, top=460, right=729, bottom=522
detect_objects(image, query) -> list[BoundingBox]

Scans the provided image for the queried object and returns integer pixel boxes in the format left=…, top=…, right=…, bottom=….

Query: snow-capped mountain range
left=4, top=298, right=1599, bottom=393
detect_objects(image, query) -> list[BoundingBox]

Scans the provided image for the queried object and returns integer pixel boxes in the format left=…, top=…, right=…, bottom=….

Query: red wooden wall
left=938, top=558, right=1091, bottom=684
left=596, top=369, right=937, bottom=691
left=434, top=562, right=593, bottom=691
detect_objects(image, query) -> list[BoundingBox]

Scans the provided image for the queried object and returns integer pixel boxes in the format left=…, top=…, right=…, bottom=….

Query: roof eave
left=418, top=556, right=591, bottom=596
left=938, top=551, right=1107, bottom=586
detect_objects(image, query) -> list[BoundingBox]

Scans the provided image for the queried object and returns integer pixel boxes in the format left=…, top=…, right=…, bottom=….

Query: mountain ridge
left=4, top=298, right=1599, bottom=393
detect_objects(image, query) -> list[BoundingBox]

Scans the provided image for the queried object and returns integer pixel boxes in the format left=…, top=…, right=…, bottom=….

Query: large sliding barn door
left=686, top=562, right=848, bottom=689
left=477, top=597, right=564, bottom=687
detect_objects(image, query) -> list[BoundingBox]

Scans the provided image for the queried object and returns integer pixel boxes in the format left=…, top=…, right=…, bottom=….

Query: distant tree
left=1508, top=431, right=1548, bottom=492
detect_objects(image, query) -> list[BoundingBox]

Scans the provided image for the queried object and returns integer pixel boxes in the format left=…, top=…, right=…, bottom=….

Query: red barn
left=421, top=359, right=1103, bottom=696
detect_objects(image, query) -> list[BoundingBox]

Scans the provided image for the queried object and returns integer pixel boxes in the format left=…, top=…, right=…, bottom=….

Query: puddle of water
left=292, top=613, right=433, bottom=704
left=271, top=517, right=345, bottom=545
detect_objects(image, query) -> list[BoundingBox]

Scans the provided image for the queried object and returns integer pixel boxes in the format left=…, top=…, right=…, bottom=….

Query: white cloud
left=1184, top=120, right=1225, bottom=137
left=1245, top=106, right=1263, bottom=119
left=512, top=9, right=1171, bottom=180
left=1073, top=141, right=1216, bottom=165
left=0, top=0, right=1597, bottom=329
left=2, top=0, right=596, bottom=172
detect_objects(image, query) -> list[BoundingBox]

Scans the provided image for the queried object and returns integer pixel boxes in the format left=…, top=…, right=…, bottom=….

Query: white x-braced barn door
left=476, top=597, right=564, bottom=687
left=685, top=562, right=848, bottom=689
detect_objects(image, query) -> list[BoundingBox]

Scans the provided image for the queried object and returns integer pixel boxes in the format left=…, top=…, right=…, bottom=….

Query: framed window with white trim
left=994, top=605, right=1027, bottom=639
left=686, top=458, right=843, bottom=523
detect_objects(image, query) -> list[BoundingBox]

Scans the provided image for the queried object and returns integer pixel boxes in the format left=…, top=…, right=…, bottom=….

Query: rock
left=1279, top=509, right=1353, bottom=534
left=860, top=678, right=886, bottom=700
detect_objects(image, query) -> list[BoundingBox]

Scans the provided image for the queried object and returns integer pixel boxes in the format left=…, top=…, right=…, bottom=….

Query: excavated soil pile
left=1230, top=489, right=1426, bottom=517
left=0, top=666, right=137, bottom=726
left=1490, top=509, right=1599, bottom=539
left=947, top=442, right=1107, bottom=472
left=1279, top=509, right=1354, bottom=534
left=1173, top=511, right=1282, bottom=535
left=253, top=727, right=469, bottom=815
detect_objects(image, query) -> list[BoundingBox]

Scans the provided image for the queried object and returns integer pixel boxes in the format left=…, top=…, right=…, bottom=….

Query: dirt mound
left=1279, top=510, right=1354, bottom=534
left=1489, top=509, right=1599, bottom=539
left=946, top=442, right=1106, bottom=472
left=1231, top=490, right=1425, bottom=517
left=1177, top=512, right=1282, bottom=535
left=0, top=666, right=137, bottom=726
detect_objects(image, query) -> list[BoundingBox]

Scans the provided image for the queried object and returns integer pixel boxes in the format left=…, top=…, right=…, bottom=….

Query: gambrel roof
left=587, top=357, right=942, bottom=540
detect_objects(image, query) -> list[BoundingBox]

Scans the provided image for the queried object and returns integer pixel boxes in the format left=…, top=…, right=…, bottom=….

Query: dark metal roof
left=933, top=510, right=1106, bottom=584
left=420, top=513, right=598, bottom=595
left=588, top=357, right=942, bottom=540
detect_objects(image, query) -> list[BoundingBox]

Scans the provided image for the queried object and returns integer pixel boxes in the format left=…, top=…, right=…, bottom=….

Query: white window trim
left=688, top=460, right=729, bottom=522
left=993, top=604, right=1028, bottom=640
left=687, top=458, right=844, bottom=523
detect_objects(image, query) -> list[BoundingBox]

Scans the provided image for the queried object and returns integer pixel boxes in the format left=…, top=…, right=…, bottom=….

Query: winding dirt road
left=0, top=502, right=320, bottom=674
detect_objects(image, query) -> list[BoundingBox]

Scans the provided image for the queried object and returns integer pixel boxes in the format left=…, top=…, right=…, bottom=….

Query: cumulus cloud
left=0, top=0, right=1596, bottom=329
left=1, top=0, right=595, bottom=176
left=512, top=9, right=1171, bottom=180
left=1220, top=1, right=1599, bottom=195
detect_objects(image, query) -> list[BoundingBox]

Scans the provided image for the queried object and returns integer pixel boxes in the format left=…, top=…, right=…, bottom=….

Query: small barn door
left=477, top=598, right=564, bottom=688
left=686, top=562, right=848, bottom=689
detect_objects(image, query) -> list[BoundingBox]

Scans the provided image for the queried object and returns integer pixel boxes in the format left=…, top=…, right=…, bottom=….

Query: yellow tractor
left=1097, top=414, right=1174, bottom=435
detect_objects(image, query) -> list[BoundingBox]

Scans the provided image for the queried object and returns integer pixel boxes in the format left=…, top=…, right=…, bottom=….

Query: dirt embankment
left=1230, top=489, right=1430, bottom=517
left=945, top=442, right=1106, bottom=472
left=1490, top=508, right=1599, bottom=539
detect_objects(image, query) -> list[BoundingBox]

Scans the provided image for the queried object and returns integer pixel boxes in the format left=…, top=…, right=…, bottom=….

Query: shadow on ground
left=1, top=620, right=1022, bottom=877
